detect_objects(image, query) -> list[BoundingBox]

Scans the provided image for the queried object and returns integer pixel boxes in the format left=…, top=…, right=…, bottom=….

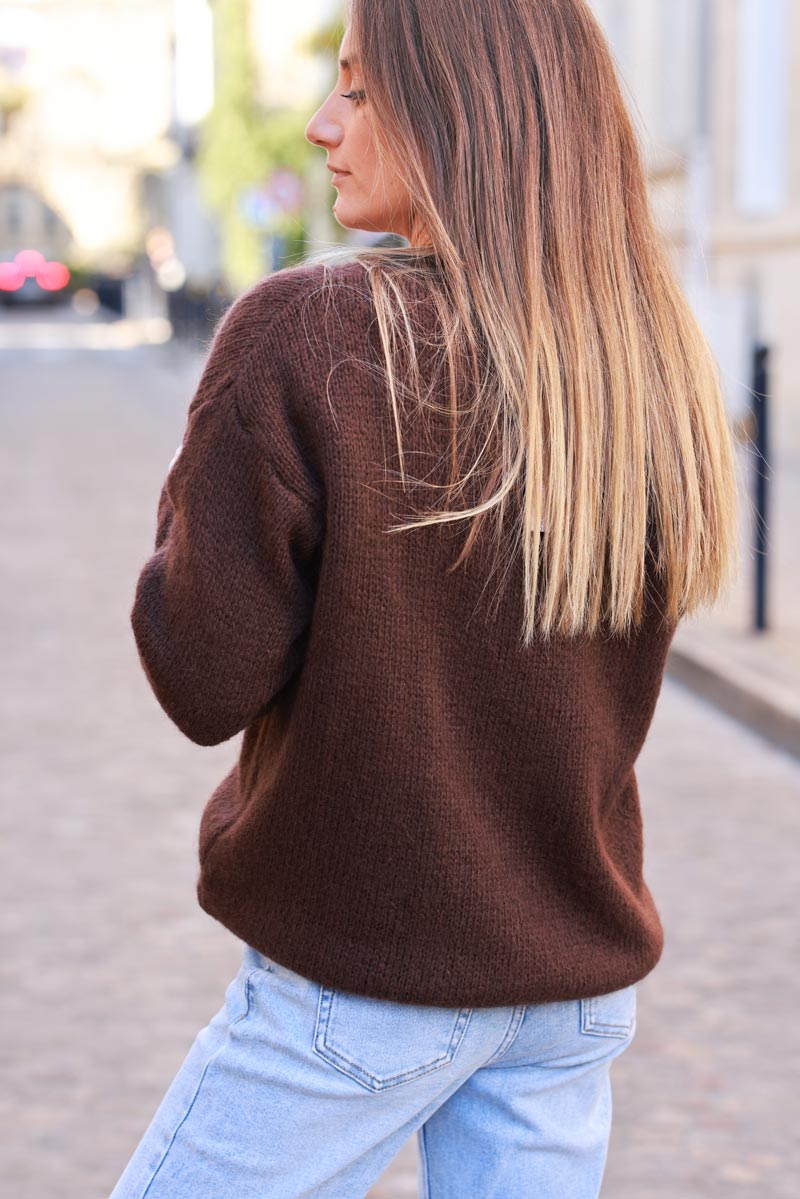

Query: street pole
left=750, top=343, right=770, bottom=631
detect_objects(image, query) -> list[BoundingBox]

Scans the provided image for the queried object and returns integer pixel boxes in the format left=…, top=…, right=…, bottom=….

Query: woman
left=110, top=2, right=739, bottom=1196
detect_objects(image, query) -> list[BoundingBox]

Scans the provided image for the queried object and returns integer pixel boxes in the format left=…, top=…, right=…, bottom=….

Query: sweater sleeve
left=130, top=300, right=324, bottom=747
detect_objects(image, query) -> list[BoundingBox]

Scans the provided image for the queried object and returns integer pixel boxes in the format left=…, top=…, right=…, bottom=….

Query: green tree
left=196, top=0, right=316, bottom=290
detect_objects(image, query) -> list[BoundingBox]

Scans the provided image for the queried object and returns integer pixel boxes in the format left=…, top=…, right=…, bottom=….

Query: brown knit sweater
left=130, top=258, right=678, bottom=1008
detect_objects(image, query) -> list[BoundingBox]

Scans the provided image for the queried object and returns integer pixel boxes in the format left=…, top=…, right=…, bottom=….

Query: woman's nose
left=305, top=102, right=342, bottom=150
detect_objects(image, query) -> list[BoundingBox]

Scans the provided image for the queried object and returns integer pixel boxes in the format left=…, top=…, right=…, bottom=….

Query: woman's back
left=131, top=258, right=677, bottom=1007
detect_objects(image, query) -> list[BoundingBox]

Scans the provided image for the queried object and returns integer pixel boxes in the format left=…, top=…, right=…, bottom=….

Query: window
left=736, top=0, right=789, bottom=215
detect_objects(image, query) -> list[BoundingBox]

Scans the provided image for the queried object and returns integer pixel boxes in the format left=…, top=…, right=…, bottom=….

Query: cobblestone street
left=2, top=336, right=798, bottom=1198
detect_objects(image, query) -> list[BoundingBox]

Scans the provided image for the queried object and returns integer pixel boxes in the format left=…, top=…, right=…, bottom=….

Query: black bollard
left=751, top=343, right=770, bottom=632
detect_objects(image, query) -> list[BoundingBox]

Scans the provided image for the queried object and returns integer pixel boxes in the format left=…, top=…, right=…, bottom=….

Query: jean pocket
left=580, top=982, right=637, bottom=1039
left=313, top=987, right=472, bottom=1092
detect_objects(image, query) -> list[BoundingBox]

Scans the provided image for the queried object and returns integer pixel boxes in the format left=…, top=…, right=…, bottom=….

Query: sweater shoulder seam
left=237, top=261, right=367, bottom=377
left=229, top=374, right=324, bottom=511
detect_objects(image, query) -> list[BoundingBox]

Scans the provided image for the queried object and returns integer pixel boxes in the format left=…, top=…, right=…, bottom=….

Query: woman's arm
left=130, top=291, right=325, bottom=746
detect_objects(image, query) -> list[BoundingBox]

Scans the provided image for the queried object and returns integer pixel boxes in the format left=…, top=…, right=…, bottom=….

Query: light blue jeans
left=108, top=942, right=638, bottom=1198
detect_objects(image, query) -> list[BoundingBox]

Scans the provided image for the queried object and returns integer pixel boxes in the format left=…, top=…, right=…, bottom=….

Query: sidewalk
left=668, top=618, right=800, bottom=760
left=666, top=424, right=800, bottom=760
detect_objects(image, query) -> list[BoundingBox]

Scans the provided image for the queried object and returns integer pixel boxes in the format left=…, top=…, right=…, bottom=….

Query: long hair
left=306, top=0, right=741, bottom=646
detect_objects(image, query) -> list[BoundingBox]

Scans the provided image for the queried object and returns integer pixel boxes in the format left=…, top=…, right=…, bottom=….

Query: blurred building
left=0, top=0, right=180, bottom=271
left=590, top=0, right=798, bottom=425
left=0, top=0, right=344, bottom=284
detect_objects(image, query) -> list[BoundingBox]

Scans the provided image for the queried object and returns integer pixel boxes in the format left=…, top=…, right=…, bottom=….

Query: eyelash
left=341, top=89, right=367, bottom=105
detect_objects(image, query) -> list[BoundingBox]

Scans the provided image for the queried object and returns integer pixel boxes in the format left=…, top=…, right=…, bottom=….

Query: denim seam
left=138, top=968, right=264, bottom=1198
left=482, top=1004, right=527, bottom=1067
left=580, top=996, right=635, bottom=1038
left=418, top=1120, right=432, bottom=1199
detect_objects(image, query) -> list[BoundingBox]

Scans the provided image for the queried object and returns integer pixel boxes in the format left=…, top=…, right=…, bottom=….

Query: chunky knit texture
left=131, top=258, right=678, bottom=1008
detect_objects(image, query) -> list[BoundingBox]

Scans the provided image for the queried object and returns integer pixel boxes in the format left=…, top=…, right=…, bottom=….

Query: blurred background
left=0, top=1, right=797, bottom=1196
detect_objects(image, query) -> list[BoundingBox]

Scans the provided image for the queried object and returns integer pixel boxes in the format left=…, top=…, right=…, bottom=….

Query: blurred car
left=0, top=250, right=71, bottom=306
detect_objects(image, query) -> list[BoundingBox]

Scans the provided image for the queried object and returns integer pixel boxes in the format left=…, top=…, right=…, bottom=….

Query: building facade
left=591, top=0, right=798, bottom=424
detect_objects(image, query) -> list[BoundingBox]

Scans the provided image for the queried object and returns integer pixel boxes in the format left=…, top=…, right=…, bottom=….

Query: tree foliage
left=196, top=0, right=318, bottom=289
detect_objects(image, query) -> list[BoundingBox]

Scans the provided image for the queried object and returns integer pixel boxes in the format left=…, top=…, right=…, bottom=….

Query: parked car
left=0, top=250, right=71, bottom=306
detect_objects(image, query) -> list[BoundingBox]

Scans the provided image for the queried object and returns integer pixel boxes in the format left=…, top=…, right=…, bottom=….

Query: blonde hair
left=306, top=0, right=740, bottom=646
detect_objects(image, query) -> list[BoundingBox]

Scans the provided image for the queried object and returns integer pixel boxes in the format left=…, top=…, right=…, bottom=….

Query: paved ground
left=667, top=377, right=800, bottom=758
left=1, top=329, right=798, bottom=1198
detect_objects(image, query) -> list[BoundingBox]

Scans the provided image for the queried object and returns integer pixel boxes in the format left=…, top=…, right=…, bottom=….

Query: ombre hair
left=306, top=0, right=740, bottom=645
